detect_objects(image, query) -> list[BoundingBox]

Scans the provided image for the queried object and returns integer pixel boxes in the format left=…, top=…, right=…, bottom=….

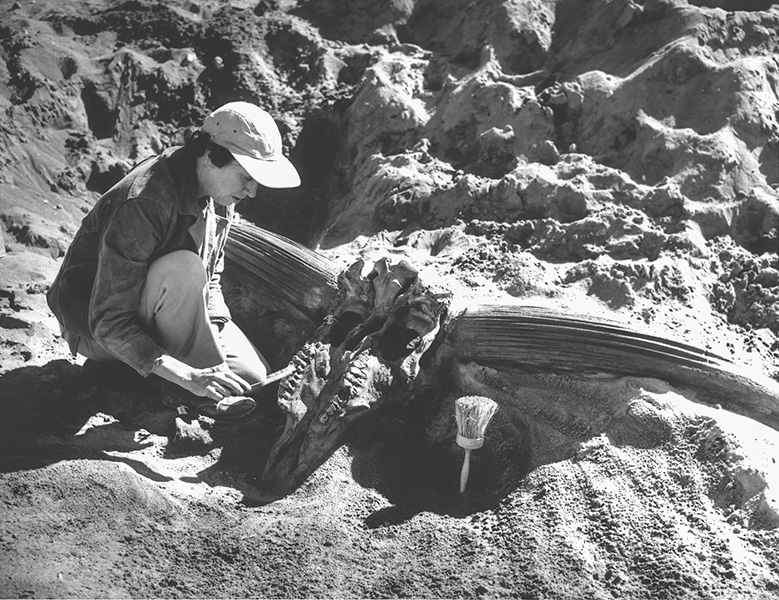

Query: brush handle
left=249, top=364, right=295, bottom=391
left=459, top=448, right=472, bottom=493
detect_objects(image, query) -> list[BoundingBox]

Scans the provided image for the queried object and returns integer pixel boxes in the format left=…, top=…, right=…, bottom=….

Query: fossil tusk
left=449, top=304, right=779, bottom=430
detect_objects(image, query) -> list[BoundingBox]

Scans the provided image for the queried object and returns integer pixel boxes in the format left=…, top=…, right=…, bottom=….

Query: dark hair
left=183, top=128, right=235, bottom=167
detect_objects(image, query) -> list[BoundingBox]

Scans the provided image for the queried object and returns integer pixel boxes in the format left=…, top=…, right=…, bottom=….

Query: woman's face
left=198, top=158, right=259, bottom=207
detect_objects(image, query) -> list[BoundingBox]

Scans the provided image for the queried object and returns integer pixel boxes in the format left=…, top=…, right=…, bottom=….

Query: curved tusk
left=225, top=221, right=340, bottom=319
left=448, top=304, right=779, bottom=431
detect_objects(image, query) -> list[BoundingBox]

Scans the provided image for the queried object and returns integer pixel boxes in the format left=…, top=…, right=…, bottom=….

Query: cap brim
left=232, top=152, right=301, bottom=189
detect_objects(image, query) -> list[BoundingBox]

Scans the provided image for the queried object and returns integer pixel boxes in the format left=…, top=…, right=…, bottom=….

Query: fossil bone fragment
left=223, top=225, right=779, bottom=497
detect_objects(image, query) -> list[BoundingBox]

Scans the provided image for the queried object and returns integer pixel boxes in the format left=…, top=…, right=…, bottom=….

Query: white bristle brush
left=455, top=395, right=498, bottom=493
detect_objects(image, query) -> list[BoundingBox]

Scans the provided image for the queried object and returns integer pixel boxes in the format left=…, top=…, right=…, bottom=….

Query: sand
left=1, top=0, right=778, bottom=597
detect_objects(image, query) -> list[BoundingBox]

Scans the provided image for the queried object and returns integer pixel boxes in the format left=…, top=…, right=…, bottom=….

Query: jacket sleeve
left=88, top=197, right=168, bottom=376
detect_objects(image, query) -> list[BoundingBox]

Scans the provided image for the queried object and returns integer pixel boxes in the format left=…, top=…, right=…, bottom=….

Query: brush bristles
left=455, top=396, right=498, bottom=440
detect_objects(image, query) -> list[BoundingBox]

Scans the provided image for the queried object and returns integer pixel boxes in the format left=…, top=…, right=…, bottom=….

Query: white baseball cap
left=202, top=101, right=301, bottom=188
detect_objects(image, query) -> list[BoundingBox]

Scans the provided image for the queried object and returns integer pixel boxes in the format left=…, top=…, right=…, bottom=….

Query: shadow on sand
left=0, top=359, right=170, bottom=475
left=0, top=358, right=292, bottom=499
left=0, top=359, right=530, bottom=520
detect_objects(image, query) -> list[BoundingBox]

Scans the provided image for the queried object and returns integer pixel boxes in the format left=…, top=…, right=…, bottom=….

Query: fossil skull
left=262, top=257, right=449, bottom=495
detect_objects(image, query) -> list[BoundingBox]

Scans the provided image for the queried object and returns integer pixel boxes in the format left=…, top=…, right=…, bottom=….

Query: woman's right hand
left=152, top=354, right=250, bottom=401
left=182, top=362, right=251, bottom=401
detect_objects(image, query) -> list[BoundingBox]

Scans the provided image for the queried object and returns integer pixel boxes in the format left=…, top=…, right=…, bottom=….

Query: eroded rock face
left=262, top=257, right=450, bottom=494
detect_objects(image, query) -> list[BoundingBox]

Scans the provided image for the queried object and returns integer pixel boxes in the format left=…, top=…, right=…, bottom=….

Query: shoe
left=199, top=395, right=256, bottom=421
left=161, top=381, right=256, bottom=421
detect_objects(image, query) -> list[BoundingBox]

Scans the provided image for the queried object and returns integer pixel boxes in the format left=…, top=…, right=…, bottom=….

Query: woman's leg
left=138, top=250, right=223, bottom=369
left=141, top=250, right=270, bottom=392
left=217, top=319, right=271, bottom=392
left=67, top=249, right=217, bottom=367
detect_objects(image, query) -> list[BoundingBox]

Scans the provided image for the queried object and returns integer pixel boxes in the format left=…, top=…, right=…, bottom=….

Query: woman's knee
left=220, top=321, right=270, bottom=386
left=146, top=250, right=206, bottom=293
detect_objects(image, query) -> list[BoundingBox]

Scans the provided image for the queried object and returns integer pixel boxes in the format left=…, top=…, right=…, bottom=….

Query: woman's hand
left=152, top=354, right=250, bottom=401
left=182, top=363, right=251, bottom=400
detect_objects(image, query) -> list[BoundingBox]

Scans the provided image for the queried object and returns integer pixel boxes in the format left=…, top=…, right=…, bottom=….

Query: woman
left=47, top=102, right=301, bottom=420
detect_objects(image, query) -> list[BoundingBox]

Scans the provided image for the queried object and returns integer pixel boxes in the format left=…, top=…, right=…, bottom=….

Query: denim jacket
left=47, top=145, right=233, bottom=376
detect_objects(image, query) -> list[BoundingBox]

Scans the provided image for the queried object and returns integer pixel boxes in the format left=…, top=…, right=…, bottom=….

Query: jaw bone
left=261, top=257, right=449, bottom=495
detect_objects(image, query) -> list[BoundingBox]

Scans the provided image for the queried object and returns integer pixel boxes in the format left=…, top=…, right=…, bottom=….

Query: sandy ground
left=1, top=0, right=779, bottom=598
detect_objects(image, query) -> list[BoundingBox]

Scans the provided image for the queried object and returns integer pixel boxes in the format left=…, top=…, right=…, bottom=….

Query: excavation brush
left=455, top=396, right=498, bottom=493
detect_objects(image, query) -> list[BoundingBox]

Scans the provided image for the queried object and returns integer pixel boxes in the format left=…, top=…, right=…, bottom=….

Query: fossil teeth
left=344, top=368, right=364, bottom=394
left=319, top=396, right=344, bottom=424
left=277, top=343, right=320, bottom=404
left=342, top=382, right=357, bottom=399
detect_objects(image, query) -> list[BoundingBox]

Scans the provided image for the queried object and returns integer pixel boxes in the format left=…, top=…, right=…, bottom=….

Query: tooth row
left=279, top=345, right=315, bottom=401
left=342, top=360, right=369, bottom=398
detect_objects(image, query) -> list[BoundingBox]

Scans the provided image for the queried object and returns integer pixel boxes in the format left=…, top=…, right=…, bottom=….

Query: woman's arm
left=151, top=354, right=249, bottom=400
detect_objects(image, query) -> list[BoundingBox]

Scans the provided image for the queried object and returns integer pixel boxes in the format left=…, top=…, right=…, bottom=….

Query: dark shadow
left=81, top=81, right=117, bottom=140
left=0, top=357, right=304, bottom=504
left=0, top=359, right=172, bottom=481
left=2, top=443, right=173, bottom=483
left=236, top=110, right=343, bottom=246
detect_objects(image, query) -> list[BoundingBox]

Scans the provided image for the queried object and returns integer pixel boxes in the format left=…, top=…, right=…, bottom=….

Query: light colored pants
left=74, top=250, right=270, bottom=387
